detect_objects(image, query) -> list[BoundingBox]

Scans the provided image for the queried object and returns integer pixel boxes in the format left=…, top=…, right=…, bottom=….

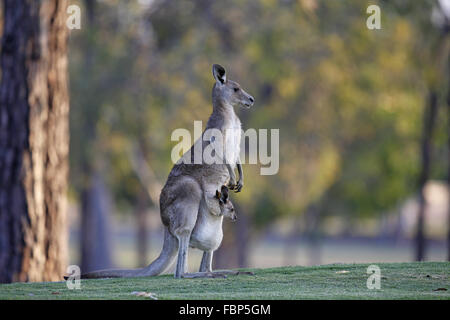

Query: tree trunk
left=283, top=218, right=302, bottom=266
left=303, top=205, right=322, bottom=266
left=76, top=0, right=114, bottom=273
left=416, top=91, right=438, bottom=261
left=234, top=202, right=250, bottom=268
left=80, top=170, right=113, bottom=272
left=136, top=190, right=148, bottom=267
left=0, top=0, right=69, bottom=283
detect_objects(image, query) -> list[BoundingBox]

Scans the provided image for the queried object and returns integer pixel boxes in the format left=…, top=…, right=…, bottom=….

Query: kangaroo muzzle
left=243, top=93, right=255, bottom=108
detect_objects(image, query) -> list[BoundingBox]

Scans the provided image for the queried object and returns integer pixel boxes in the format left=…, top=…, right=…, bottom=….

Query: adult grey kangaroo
left=80, top=64, right=254, bottom=279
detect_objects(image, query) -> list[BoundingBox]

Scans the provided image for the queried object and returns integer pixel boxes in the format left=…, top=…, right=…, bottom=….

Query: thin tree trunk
left=234, top=202, right=250, bottom=268
left=283, top=219, right=302, bottom=266
left=80, top=170, right=113, bottom=272
left=0, top=0, right=69, bottom=283
left=77, top=0, right=114, bottom=273
left=304, top=205, right=322, bottom=266
left=416, top=92, right=438, bottom=261
left=136, top=190, right=148, bottom=267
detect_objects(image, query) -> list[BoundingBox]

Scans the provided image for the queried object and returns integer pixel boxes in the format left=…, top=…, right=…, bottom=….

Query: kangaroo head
left=212, top=64, right=254, bottom=109
left=215, top=185, right=237, bottom=221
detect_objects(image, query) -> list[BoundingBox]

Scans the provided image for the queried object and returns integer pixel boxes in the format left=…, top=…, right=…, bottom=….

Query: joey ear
left=215, top=190, right=221, bottom=199
left=220, top=185, right=229, bottom=200
left=222, top=191, right=228, bottom=202
left=212, top=64, right=226, bottom=84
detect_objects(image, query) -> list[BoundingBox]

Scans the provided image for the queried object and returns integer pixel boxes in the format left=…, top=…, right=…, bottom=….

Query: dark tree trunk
left=76, top=0, right=113, bottom=273
left=80, top=171, right=113, bottom=272
left=416, top=92, right=438, bottom=261
left=283, top=225, right=298, bottom=267
left=304, top=206, right=322, bottom=266
left=0, top=0, right=69, bottom=283
left=136, top=190, right=148, bottom=267
left=235, top=202, right=250, bottom=268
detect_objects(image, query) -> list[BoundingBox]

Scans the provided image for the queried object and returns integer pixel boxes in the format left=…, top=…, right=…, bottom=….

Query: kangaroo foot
left=213, top=270, right=255, bottom=276
left=182, top=270, right=255, bottom=279
left=181, top=272, right=227, bottom=279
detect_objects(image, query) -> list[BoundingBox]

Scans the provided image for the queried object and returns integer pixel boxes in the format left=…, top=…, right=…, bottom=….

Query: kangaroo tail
left=79, top=227, right=178, bottom=279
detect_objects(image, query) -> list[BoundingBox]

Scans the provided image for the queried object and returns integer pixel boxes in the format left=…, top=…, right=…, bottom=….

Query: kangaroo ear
left=220, top=185, right=229, bottom=201
left=206, top=192, right=222, bottom=216
left=215, top=190, right=221, bottom=199
left=212, top=64, right=226, bottom=84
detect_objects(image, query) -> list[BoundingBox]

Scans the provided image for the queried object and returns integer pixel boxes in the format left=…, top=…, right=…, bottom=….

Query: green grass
left=0, top=262, right=448, bottom=300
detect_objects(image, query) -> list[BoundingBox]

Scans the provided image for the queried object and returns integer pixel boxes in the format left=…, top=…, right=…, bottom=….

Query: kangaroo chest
left=223, top=114, right=241, bottom=167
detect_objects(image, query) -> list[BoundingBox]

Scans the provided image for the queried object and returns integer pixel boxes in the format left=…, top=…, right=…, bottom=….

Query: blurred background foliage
left=67, top=0, right=449, bottom=269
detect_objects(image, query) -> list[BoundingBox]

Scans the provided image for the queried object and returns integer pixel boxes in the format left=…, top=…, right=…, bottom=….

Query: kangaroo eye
left=233, top=87, right=239, bottom=92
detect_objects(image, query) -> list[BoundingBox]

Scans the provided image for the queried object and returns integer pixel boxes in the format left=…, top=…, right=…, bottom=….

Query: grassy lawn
left=0, top=262, right=448, bottom=300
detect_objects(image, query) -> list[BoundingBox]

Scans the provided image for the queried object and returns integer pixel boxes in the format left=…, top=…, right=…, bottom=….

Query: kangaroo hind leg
left=173, top=213, right=197, bottom=278
left=171, top=182, right=202, bottom=278
left=199, top=251, right=213, bottom=272
left=174, top=231, right=190, bottom=278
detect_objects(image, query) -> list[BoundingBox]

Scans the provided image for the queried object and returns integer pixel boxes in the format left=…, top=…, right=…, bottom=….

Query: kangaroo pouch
left=190, top=197, right=224, bottom=251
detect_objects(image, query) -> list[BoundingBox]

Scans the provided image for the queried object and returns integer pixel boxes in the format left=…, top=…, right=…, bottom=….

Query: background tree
left=0, top=0, right=69, bottom=283
left=71, top=0, right=114, bottom=274
left=385, top=0, right=450, bottom=261
left=66, top=0, right=449, bottom=269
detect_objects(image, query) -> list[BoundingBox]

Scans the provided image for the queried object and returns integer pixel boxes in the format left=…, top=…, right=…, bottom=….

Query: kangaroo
left=206, top=185, right=237, bottom=222
left=79, top=64, right=254, bottom=279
